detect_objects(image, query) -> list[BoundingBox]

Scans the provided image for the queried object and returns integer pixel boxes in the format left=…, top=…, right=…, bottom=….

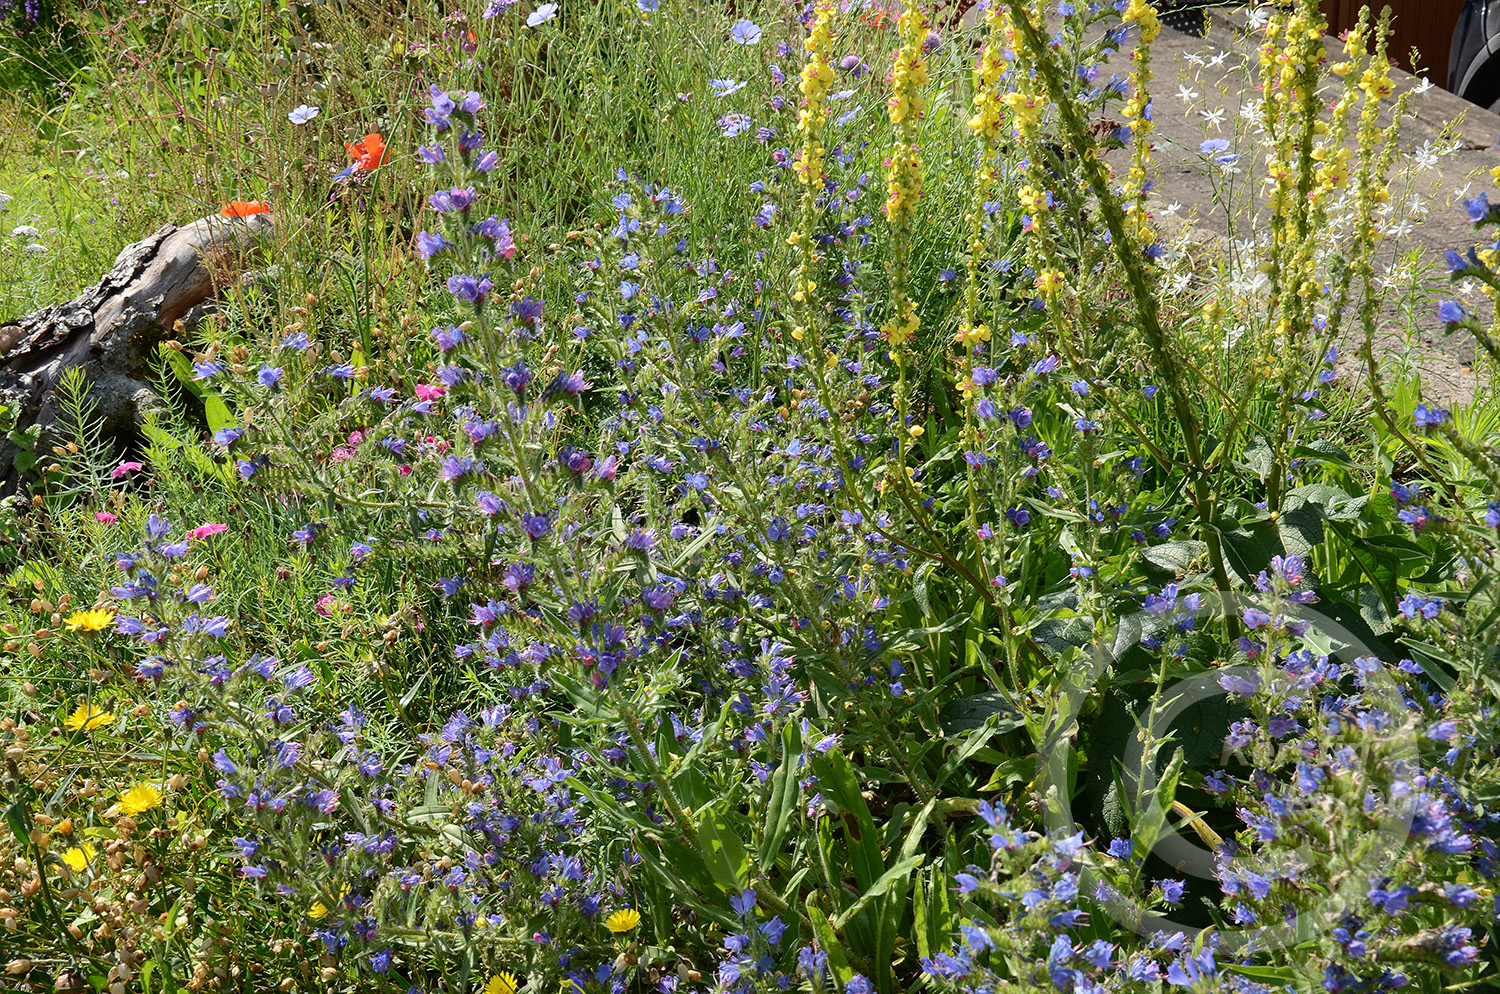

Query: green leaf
left=1292, top=440, right=1357, bottom=467
left=1397, top=640, right=1458, bottom=694
left=759, top=720, right=802, bottom=868
left=698, top=804, right=750, bottom=893
left=912, top=563, right=932, bottom=618
left=1141, top=540, right=1208, bottom=577
left=1224, top=964, right=1300, bottom=983
left=810, top=750, right=884, bottom=892
left=4, top=800, right=30, bottom=846
left=1130, top=747, right=1184, bottom=855
left=912, top=871, right=930, bottom=960
left=937, top=690, right=1025, bottom=736
left=1242, top=435, right=1273, bottom=482
left=1217, top=512, right=1284, bottom=587
left=203, top=395, right=235, bottom=433
left=1030, top=616, right=1093, bottom=656
left=162, top=347, right=206, bottom=399
left=1362, top=534, right=1431, bottom=577
left=807, top=900, right=855, bottom=989
left=1277, top=495, right=1325, bottom=557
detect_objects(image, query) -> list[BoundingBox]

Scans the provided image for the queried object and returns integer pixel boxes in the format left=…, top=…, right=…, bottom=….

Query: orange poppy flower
left=346, top=133, right=387, bottom=172
left=219, top=200, right=271, bottom=218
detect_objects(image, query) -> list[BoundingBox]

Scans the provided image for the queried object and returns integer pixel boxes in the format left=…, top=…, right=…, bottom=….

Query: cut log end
left=0, top=211, right=275, bottom=494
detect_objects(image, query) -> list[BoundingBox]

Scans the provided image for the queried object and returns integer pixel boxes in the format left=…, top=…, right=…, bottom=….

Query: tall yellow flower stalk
left=1117, top=0, right=1160, bottom=214
left=789, top=0, right=838, bottom=346
left=882, top=2, right=928, bottom=352
left=956, top=3, right=1010, bottom=585
left=883, top=1, right=929, bottom=494
left=1255, top=0, right=1348, bottom=510
left=958, top=2, right=1009, bottom=352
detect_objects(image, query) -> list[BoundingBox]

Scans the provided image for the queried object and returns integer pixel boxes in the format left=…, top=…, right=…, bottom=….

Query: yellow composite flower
left=60, top=844, right=95, bottom=872
left=108, top=783, right=163, bottom=817
left=604, top=907, right=641, bottom=933
left=309, top=883, right=352, bottom=920
left=64, top=703, right=114, bottom=732
left=64, top=608, right=116, bottom=632
left=483, top=972, right=519, bottom=994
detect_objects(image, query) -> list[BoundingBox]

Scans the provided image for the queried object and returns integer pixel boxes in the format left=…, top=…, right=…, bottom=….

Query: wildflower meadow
left=1, top=0, right=1500, bottom=991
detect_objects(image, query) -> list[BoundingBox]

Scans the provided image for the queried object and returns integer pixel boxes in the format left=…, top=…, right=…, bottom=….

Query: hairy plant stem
left=1002, top=2, right=1238, bottom=617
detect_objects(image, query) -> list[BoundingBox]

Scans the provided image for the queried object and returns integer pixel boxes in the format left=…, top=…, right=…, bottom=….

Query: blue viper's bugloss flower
left=446, top=273, right=492, bottom=305
left=1413, top=404, right=1450, bottom=428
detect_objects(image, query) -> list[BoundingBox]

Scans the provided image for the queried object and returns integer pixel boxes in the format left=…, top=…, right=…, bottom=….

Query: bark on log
left=0, top=212, right=274, bottom=493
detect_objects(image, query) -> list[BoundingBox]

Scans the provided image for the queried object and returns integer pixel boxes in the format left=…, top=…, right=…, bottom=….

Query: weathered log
left=0, top=212, right=274, bottom=493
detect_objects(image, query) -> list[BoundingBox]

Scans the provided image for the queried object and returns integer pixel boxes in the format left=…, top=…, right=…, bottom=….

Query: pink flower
left=95, top=511, right=119, bottom=524
left=399, top=465, right=412, bottom=476
left=111, top=461, right=144, bottom=479
left=315, top=594, right=340, bottom=616
left=414, top=383, right=446, bottom=402
left=187, top=523, right=228, bottom=541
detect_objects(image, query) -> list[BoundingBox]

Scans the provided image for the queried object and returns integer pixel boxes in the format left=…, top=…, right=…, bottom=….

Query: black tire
left=1451, top=0, right=1500, bottom=111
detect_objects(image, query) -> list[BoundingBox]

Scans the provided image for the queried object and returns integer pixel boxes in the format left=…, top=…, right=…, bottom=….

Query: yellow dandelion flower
left=309, top=884, right=351, bottom=920
left=64, top=608, right=115, bottom=632
left=60, top=844, right=95, bottom=872
left=605, top=907, right=641, bottom=933
left=483, top=972, right=519, bottom=994
left=107, top=783, right=163, bottom=817
left=64, top=704, right=113, bottom=732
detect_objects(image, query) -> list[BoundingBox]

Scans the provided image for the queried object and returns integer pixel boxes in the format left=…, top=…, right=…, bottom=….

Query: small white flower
left=288, top=104, right=320, bottom=125
left=1412, top=76, right=1434, bottom=95
left=11, top=225, right=39, bottom=239
left=0, top=191, right=13, bottom=211
left=23, top=242, right=46, bottom=254
left=1246, top=6, right=1269, bottom=28
left=527, top=3, right=558, bottom=26
left=1177, top=83, right=1200, bottom=104
left=1206, top=50, right=1229, bottom=68
left=1163, top=201, right=1182, bottom=215
left=1200, top=106, right=1226, bottom=129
